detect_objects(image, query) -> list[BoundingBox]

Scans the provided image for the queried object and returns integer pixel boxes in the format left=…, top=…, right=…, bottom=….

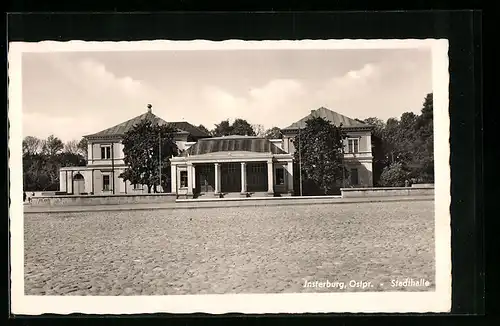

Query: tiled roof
left=282, top=107, right=370, bottom=130
left=84, top=111, right=210, bottom=138
left=184, top=136, right=287, bottom=156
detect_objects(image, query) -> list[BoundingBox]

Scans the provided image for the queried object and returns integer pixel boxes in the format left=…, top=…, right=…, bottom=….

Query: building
left=59, top=106, right=373, bottom=197
left=59, top=106, right=210, bottom=195
left=281, top=107, right=374, bottom=190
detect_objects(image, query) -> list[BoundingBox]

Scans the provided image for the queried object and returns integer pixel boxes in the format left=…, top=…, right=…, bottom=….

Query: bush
left=379, top=162, right=410, bottom=187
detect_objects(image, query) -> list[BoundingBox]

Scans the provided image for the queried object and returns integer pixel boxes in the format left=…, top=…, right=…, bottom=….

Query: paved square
left=24, top=200, right=435, bottom=295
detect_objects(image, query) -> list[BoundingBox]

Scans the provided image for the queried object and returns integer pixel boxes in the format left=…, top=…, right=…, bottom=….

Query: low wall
left=341, top=187, right=434, bottom=198
left=411, top=183, right=434, bottom=189
left=30, top=193, right=178, bottom=206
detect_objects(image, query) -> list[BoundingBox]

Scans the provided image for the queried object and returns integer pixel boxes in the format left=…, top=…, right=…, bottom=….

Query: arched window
left=73, top=173, right=84, bottom=180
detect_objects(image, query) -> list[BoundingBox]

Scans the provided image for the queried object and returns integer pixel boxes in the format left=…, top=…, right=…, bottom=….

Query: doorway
left=73, top=173, right=85, bottom=195
left=221, top=163, right=241, bottom=193
left=196, top=164, right=215, bottom=194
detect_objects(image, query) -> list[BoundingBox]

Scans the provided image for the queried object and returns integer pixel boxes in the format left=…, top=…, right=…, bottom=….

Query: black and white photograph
left=9, top=39, right=451, bottom=314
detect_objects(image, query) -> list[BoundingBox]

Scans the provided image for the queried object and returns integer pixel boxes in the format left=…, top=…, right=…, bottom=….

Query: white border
left=9, top=39, right=451, bottom=315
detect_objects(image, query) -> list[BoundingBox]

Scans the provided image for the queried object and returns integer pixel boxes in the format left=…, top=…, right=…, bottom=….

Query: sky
left=21, top=48, right=432, bottom=142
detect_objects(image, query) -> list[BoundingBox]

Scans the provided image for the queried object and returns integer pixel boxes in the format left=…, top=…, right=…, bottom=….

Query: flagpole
left=298, top=126, right=303, bottom=197
left=158, top=131, right=162, bottom=193
left=111, top=142, right=115, bottom=194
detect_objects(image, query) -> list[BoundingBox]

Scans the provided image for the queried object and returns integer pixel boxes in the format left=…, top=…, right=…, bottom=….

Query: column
left=187, top=163, right=193, bottom=195
left=214, top=163, right=221, bottom=194
left=267, top=159, right=274, bottom=194
left=192, top=164, right=197, bottom=192
left=170, top=164, right=177, bottom=193
left=287, top=160, right=294, bottom=193
left=240, top=162, right=247, bottom=193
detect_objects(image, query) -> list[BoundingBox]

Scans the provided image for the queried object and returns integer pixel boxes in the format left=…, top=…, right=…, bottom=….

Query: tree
left=231, top=118, right=256, bottom=136
left=379, top=162, right=410, bottom=187
left=293, top=117, right=346, bottom=195
left=58, top=152, right=86, bottom=167
left=212, top=118, right=256, bottom=136
left=197, top=124, right=211, bottom=136
left=363, top=117, right=387, bottom=186
left=413, top=93, right=434, bottom=182
left=41, top=135, right=64, bottom=156
left=212, top=120, right=233, bottom=137
left=77, top=138, right=89, bottom=158
left=64, top=140, right=80, bottom=155
left=264, top=127, right=282, bottom=139
left=120, top=119, right=179, bottom=193
left=252, top=124, right=266, bottom=137
left=22, top=136, right=42, bottom=156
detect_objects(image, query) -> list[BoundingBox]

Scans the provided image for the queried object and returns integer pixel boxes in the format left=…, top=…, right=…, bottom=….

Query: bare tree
left=77, top=138, right=89, bottom=158
left=64, top=140, right=80, bottom=154
left=252, top=124, right=266, bottom=137
left=22, top=136, right=42, bottom=155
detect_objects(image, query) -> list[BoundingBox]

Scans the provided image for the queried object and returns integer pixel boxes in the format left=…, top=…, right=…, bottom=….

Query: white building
left=60, top=106, right=373, bottom=197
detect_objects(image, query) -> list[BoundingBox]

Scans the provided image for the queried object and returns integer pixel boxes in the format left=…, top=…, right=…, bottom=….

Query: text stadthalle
left=391, top=278, right=430, bottom=287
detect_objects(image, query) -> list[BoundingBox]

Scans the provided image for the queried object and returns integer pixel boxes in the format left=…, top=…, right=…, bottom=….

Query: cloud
left=21, top=49, right=432, bottom=141
left=196, top=79, right=307, bottom=129
left=74, top=59, right=145, bottom=97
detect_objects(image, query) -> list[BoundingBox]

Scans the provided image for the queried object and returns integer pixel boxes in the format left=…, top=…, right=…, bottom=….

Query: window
left=100, top=145, right=111, bottom=159
left=347, top=138, right=359, bottom=153
left=180, top=171, right=188, bottom=188
left=276, top=167, right=285, bottom=185
left=133, top=183, right=142, bottom=190
left=251, top=164, right=265, bottom=173
left=350, top=168, right=359, bottom=186
left=102, top=175, right=110, bottom=191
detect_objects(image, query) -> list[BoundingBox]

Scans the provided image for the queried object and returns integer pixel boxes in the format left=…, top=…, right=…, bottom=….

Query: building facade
left=59, top=106, right=210, bottom=195
left=59, top=106, right=373, bottom=197
left=281, top=107, right=374, bottom=189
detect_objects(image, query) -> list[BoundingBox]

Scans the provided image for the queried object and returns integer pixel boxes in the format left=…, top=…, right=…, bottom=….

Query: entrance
left=221, top=162, right=241, bottom=193
left=73, top=173, right=85, bottom=195
left=247, top=162, right=267, bottom=192
left=196, top=164, right=215, bottom=193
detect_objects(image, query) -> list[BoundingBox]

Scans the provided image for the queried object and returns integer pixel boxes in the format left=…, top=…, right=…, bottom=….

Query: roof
left=84, top=111, right=210, bottom=139
left=282, top=107, right=371, bottom=130
left=183, top=136, right=287, bottom=156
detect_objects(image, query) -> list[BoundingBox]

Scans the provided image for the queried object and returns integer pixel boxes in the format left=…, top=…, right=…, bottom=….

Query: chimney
left=147, top=104, right=152, bottom=113
left=310, top=109, right=315, bottom=115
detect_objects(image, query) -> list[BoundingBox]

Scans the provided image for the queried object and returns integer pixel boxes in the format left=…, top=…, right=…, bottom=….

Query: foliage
left=77, top=138, right=89, bottom=158
left=197, top=124, right=212, bottom=136
left=212, top=118, right=256, bottom=136
left=365, top=93, right=434, bottom=186
left=363, top=117, right=386, bottom=186
left=22, top=136, right=42, bottom=156
left=264, top=127, right=282, bottom=139
left=120, top=119, right=179, bottom=193
left=23, top=135, right=87, bottom=191
left=41, top=135, right=64, bottom=156
left=212, top=120, right=233, bottom=136
left=379, top=162, right=410, bottom=187
left=231, top=118, right=256, bottom=136
left=293, top=117, right=346, bottom=195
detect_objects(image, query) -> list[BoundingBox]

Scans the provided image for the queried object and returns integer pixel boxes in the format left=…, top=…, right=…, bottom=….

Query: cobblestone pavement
left=24, top=201, right=435, bottom=295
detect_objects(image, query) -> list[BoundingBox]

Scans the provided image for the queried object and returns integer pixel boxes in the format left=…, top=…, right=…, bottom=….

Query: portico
left=170, top=136, right=294, bottom=198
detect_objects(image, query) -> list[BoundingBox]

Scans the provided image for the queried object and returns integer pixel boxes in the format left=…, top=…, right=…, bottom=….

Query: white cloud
left=21, top=50, right=432, bottom=141
left=196, top=79, right=307, bottom=129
